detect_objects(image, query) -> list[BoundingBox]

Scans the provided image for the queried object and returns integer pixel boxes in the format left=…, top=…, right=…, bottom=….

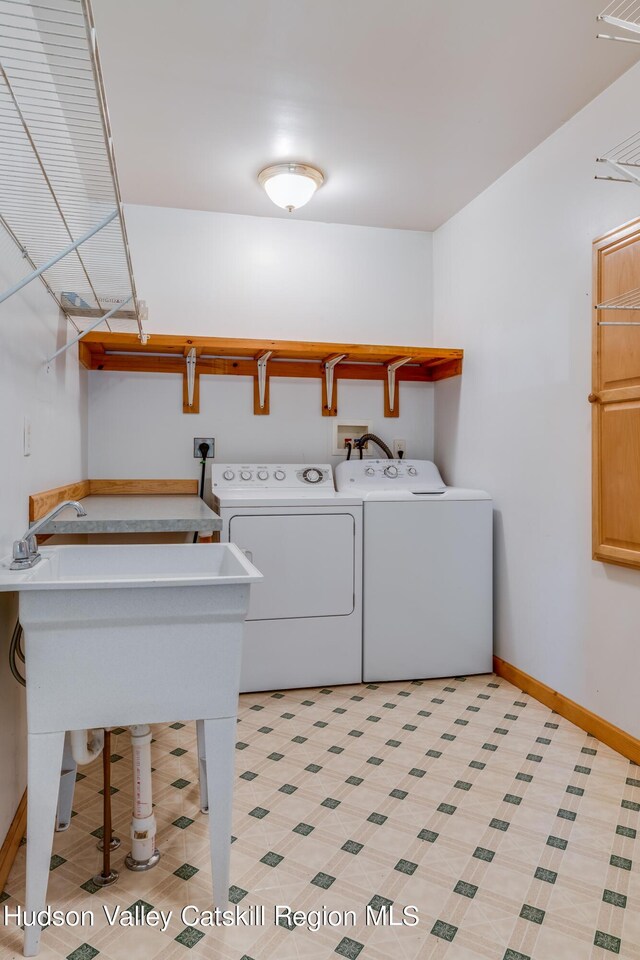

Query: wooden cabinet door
left=593, top=218, right=640, bottom=568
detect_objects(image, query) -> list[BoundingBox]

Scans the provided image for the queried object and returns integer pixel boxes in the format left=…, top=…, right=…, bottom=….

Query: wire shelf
left=596, top=286, right=640, bottom=309
left=0, top=0, right=145, bottom=338
left=595, top=127, right=640, bottom=187
left=597, top=0, right=640, bottom=42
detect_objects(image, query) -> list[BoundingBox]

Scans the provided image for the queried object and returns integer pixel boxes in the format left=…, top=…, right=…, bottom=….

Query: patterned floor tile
left=2, top=674, right=640, bottom=960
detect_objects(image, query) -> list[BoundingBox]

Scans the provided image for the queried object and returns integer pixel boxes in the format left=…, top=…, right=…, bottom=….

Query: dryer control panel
left=334, top=459, right=446, bottom=493
left=213, top=463, right=334, bottom=490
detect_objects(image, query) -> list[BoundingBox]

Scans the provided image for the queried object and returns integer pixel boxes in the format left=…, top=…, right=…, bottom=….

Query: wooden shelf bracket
left=254, top=351, right=272, bottom=415
left=385, top=357, right=412, bottom=417
left=322, top=354, right=346, bottom=416
left=185, top=347, right=197, bottom=407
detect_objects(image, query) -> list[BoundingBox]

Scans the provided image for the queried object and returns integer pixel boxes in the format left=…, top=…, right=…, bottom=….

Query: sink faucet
left=11, top=500, right=87, bottom=570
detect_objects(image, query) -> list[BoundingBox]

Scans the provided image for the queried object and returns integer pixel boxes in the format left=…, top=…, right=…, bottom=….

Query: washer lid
left=335, top=458, right=446, bottom=494
left=359, top=487, right=491, bottom=502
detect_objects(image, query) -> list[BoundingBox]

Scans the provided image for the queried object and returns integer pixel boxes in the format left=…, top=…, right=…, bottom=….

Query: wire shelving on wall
left=594, top=130, right=640, bottom=321
left=0, top=0, right=146, bottom=346
left=597, top=0, right=640, bottom=42
left=596, top=130, right=640, bottom=187
left=595, top=286, right=640, bottom=321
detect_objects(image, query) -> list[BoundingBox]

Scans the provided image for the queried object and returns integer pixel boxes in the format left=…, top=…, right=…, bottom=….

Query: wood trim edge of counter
left=494, top=655, right=640, bottom=764
left=88, top=479, right=198, bottom=496
left=29, top=480, right=91, bottom=522
left=30, top=479, right=198, bottom=521
left=0, top=790, right=26, bottom=896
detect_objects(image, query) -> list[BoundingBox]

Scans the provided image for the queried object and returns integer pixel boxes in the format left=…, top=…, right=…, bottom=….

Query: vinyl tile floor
left=1, top=674, right=639, bottom=960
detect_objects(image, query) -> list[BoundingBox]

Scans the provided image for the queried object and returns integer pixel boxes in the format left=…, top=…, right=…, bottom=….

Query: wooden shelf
left=79, top=333, right=463, bottom=417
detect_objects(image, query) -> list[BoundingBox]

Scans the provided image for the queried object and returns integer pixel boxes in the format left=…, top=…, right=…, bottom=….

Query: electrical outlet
left=193, top=438, right=215, bottom=458
left=393, top=438, right=407, bottom=458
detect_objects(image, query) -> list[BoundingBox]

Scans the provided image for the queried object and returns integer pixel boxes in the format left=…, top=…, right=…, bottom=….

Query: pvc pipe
left=70, top=728, right=104, bottom=765
left=128, top=724, right=157, bottom=864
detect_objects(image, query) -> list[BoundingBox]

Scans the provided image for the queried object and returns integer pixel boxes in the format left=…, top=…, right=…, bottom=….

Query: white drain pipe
left=70, top=728, right=104, bottom=765
left=125, top=724, right=160, bottom=870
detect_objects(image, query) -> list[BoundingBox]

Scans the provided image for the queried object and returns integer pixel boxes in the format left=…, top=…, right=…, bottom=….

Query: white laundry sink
left=0, top=542, right=261, bottom=956
left=0, top=541, right=258, bottom=589
left=0, top=541, right=263, bottom=730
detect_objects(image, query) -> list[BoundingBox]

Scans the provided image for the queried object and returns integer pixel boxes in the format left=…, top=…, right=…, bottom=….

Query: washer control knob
left=365, top=467, right=375, bottom=476
left=407, top=466, right=417, bottom=476
left=257, top=470, right=269, bottom=481
left=384, top=465, right=399, bottom=478
left=222, top=470, right=235, bottom=481
left=303, top=468, right=322, bottom=484
left=240, top=470, right=252, bottom=481
left=274, top=469, right=286, bottom=481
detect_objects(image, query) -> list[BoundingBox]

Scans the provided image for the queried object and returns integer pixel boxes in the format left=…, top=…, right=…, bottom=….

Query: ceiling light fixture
left=258, top=162, right=324, bottom=212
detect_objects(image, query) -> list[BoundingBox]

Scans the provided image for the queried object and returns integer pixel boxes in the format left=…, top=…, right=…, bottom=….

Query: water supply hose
left=9, top=620, right=25, bottom=686
left=355, top=433, right=394, bottom=459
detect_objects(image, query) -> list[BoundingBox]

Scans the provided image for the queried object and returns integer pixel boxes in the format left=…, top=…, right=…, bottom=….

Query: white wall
left=0, top=231, right=87, bottom=846
left=433, top=62, right=640, bottom=736
left=89, top=208, right=434, bottom=475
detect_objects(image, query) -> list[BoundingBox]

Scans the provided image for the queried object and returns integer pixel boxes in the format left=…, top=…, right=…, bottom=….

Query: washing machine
left=335, top=458, right=492, bottom=682
left=211, top=464, right=362, bottom=692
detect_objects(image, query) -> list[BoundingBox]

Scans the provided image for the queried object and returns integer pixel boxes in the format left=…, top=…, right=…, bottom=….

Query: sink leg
left=202, top=717, right=234, bottom=908
left=55, top=732, right=76, bottom=832
left=24, top=730, right=65, bottom=957
left=196, top=720, right=208, bottom=813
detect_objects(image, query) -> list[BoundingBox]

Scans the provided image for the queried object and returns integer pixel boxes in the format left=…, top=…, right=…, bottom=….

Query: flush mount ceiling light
left=258, top=162, right=324, bottom=212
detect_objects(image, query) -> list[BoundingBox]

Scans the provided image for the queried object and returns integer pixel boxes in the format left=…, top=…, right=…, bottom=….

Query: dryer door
left=229, top=513, right=355, bottom=620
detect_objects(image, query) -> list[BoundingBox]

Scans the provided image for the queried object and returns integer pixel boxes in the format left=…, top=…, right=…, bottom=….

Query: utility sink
left=0, top=542, right=262, bottom=956
left=0, top=541, right=259, bottom=589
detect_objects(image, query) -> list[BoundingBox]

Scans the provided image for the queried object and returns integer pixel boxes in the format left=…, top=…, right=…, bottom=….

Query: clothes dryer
left=212, top=464, right=362, bottom=691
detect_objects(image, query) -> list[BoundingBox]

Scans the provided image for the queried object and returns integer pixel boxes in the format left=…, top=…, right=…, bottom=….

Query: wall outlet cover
left=194, top=438, right=215, bottom=458
left=393, top=438, right=407, bottom=458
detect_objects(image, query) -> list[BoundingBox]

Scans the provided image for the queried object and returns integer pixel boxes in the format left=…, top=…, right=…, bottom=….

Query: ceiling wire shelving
left=0, top=0, right=147, bottom=348
left=597, top=0, right=640, bottom=43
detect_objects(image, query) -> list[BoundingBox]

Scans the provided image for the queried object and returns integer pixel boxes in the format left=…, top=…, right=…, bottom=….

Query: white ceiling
left=92, top=0, right=640, bottom=231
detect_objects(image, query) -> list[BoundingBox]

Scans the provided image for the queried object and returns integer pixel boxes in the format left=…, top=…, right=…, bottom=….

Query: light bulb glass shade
left=263, top=172, right=317, bottom=210
left=258, top=163, right=324, bottom=211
